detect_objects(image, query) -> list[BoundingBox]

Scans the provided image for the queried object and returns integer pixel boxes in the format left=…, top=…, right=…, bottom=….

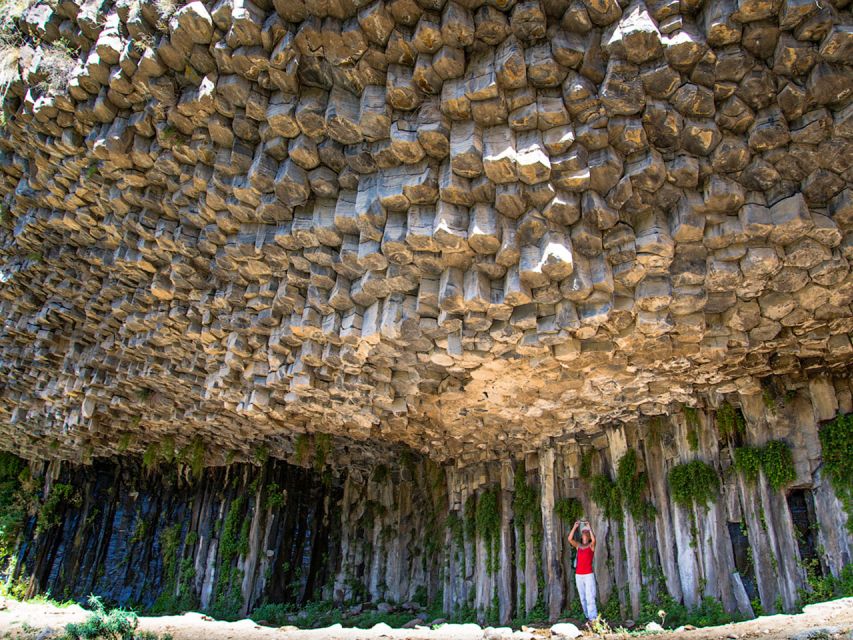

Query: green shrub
left=250, top=602, right=296, bottom=626
left=64, top=595, right=138, bottom=640
left=734, top=441, right=796, bottom=492
left=639, top=591, right=741, bottom=629
left=590, top=474, right=621, bottom=521
left=314, top=433, right=332, bottom=471
left=733, top=445, right=763, bottom=484
left=590, top=450, right=653, bottom=522
left=761, top=440, right=796, bottom=491
left=668, top=460, right=719, bottom=510
left=616, top=450, right=655, bottom=520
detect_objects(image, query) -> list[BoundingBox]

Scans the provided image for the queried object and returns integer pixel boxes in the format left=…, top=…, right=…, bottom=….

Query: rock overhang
left=0, top=0, right=851, bottom=468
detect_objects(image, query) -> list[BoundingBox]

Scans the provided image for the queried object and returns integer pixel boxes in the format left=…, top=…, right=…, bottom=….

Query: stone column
left=539, top=447, right=563, bottom=621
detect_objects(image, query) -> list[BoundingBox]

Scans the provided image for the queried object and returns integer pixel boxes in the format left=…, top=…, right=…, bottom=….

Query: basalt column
left=0, top=0, right=852, bottom=627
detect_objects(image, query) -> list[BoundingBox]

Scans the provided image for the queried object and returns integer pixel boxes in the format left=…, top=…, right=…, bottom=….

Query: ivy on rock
left=733, top=440, right=796, bottom=492
left=590, top=450, right=654, bottom=522
left=819, top=413, right=853, bottom=532
left=667, top=460, right=719, bottom=510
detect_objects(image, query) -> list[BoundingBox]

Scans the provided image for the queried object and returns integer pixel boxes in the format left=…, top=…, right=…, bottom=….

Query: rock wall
left=11, top=458, right=343, bottom=616
left=0, top=0, right=851, bottom=470
left=9, top=378, right=853, bottom=624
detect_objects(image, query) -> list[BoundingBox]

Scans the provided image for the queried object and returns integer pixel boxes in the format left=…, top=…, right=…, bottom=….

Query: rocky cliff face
left=0, top=0, right=852, bottom=626
left=8, top=385, right=853, bottom=625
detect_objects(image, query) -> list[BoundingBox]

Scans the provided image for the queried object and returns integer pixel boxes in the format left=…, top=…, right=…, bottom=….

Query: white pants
left=575, top=572, right=598, bottom=620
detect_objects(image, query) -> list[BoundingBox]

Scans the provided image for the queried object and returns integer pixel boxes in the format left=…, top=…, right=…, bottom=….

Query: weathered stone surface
left=0, top=0, right=851, bottom=626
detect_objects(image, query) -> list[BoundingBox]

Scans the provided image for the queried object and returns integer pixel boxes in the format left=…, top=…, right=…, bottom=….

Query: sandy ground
left=1, top=597, right=852, bottom=640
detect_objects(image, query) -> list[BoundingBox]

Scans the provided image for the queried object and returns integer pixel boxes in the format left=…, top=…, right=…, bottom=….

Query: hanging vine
left=589, top=450, right=654, bottom=522
left=819, top=413, right=853, bottom=531
left=733, top=440, right=796, bottom=491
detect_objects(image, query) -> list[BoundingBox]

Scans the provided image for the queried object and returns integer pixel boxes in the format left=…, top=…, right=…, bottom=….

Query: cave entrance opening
left=786, top=488, right=824, bottom=578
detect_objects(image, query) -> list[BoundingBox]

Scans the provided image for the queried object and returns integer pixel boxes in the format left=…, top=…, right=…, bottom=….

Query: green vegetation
left=733, top=440, right=796, bottom=492
left=716, top=402, right=746, bottom=439
left=178, top=437, right=205, bottom=480
left=371, top=463, right=389, bottom=484
left=798, top=562, right=853, bottom=606
left=686, top=429, right=699, bottom=452
left=160, top=125, right=189, bottom=145
left=733, top=446, right=763, bottom=484
left=446, top=511, right=463, bottom=555
left=64, top=595, right=139, bottom=640
left=511, top=465, right=545, bottom=619
left=475, top=486, right=500, bottom=575
left=208, top=495, right=250, bottom=619
left=0, top=452, right=29, bottom=561
left=589, top=450, right=654, bottom=522
left=638, top=591, right=743, bottom=629
left=265, top=483, right=286, bottom=510
left=667, top=460, right=719, bottom=510
left=590, top=473, right=621, bottom=521
left=683, top=407, right=700, bottom=451
left=554, top=497, right=582, bottom=526
left=294, top=434, right=310, bottom=466
left=36, top=483, right=80, bottom=535
left=253, top=444, right=269, bottom=466
left=616, top=450, right=655, bottom=520
left=579, top=449, right=593, bottom=479
left=117, top=434, right=133, bottom=453
left=761, top=440, right=796, bottom=491
left=819, top=413, right=853, bottom=532
left=314, top=433, right=331, bottom=471
left=142, top=443, right=159, bottom=471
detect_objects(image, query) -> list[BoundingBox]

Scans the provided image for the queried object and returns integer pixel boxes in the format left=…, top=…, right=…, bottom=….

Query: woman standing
left=568, top=520, right=598, bottom=623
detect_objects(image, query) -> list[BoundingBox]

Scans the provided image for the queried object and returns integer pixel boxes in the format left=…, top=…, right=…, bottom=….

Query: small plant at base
left=64, top=595, right=138, bottom=640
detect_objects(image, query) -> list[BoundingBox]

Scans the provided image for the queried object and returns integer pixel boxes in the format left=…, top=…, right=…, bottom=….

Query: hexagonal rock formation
left=0, top=0, right=852, bottom=628
left=1, top=0, right=852, bottom=468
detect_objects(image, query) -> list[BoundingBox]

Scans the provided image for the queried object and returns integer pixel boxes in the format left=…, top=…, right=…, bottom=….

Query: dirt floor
left=1, top=597, right=852, bottom=640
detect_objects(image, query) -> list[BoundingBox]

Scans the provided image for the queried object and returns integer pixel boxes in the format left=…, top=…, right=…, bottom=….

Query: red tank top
left=576, top=546, right=594, bottom=575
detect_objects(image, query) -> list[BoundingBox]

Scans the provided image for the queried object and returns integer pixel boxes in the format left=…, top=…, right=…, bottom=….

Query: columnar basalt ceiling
left=0, top=0, right=851, bottom=466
